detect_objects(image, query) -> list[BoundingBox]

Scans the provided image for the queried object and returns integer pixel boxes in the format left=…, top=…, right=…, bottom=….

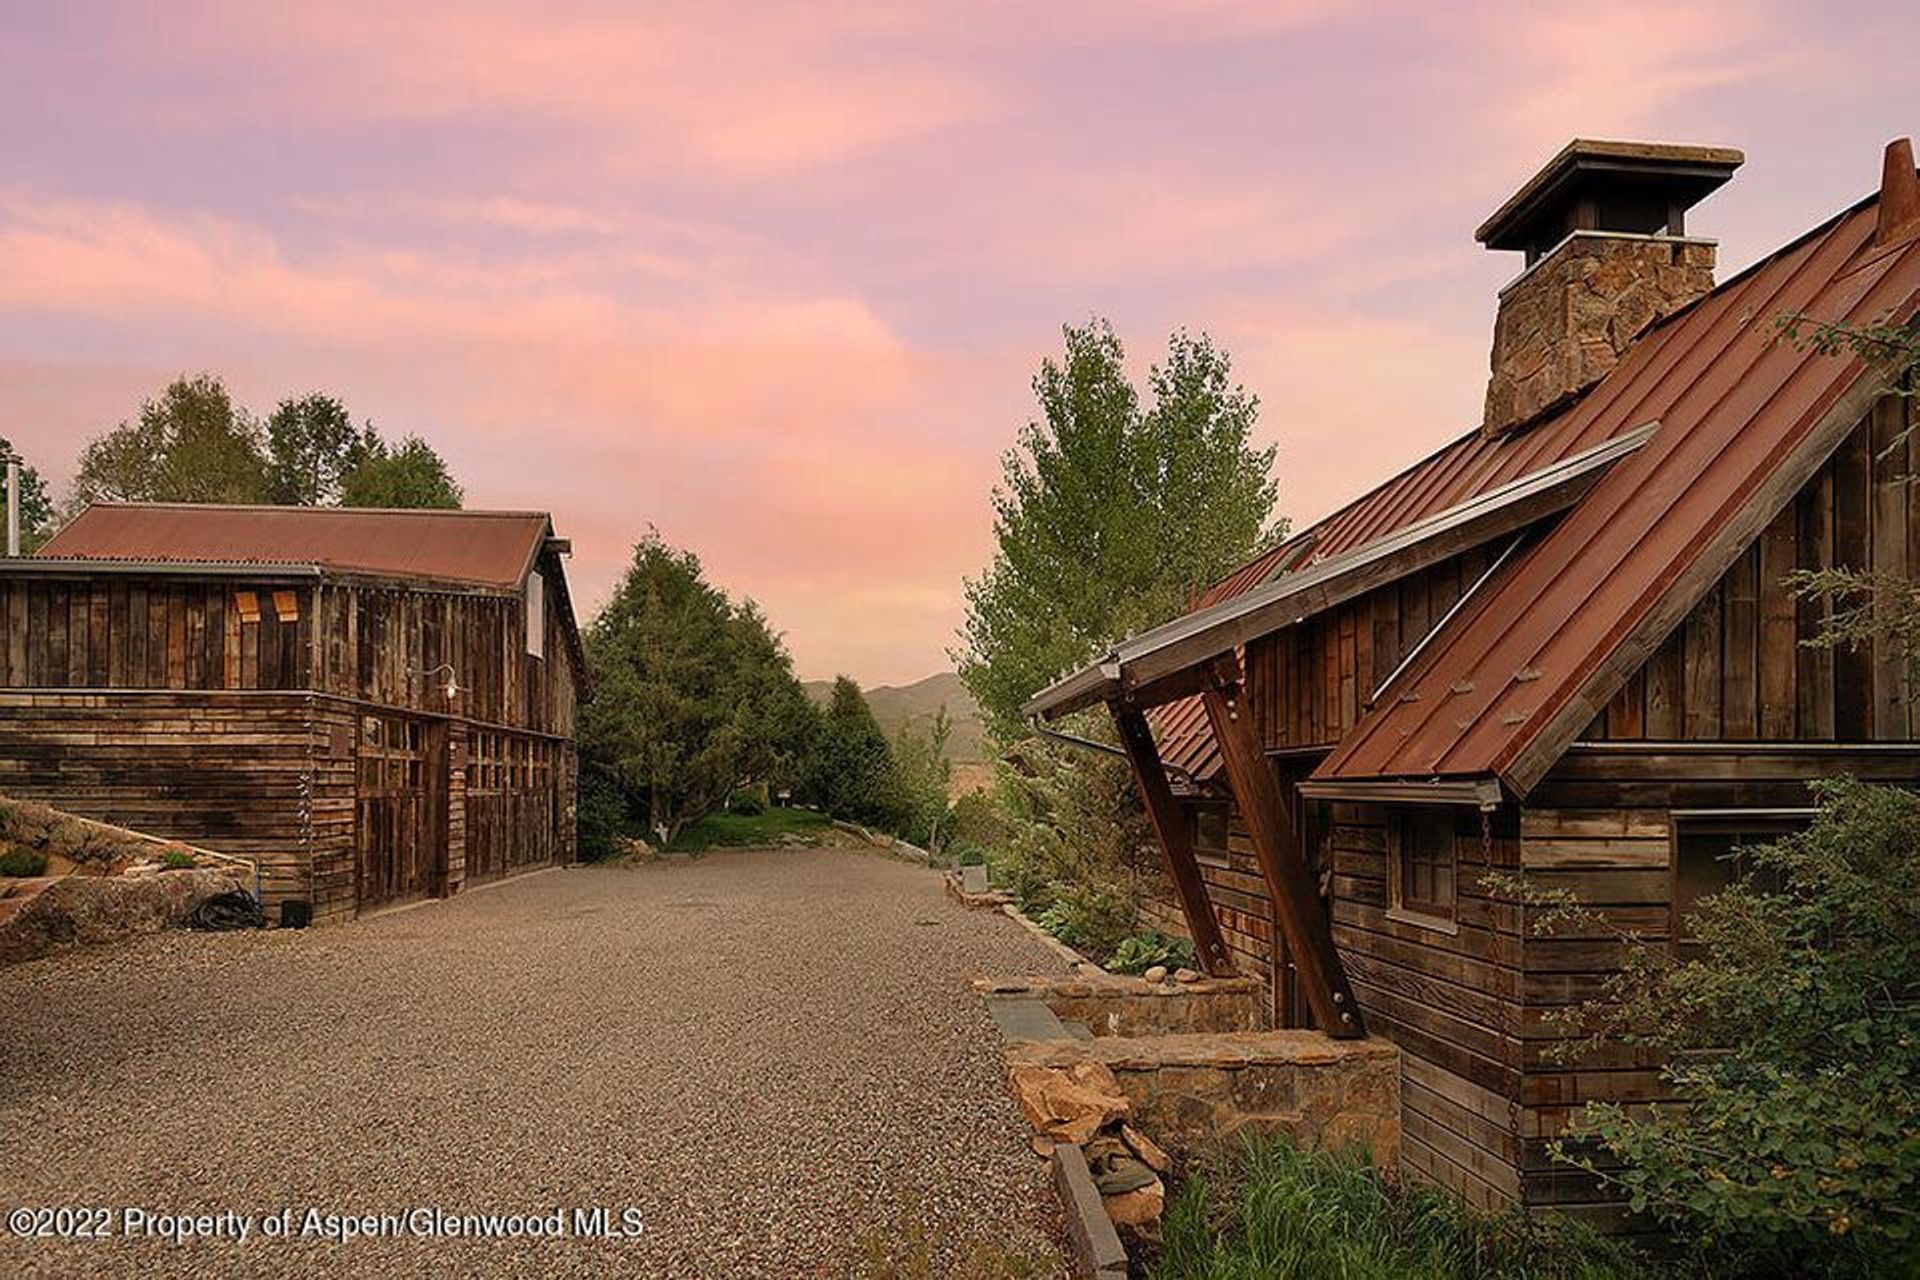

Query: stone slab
left=1051, top=1143, right=1129, bottom=1280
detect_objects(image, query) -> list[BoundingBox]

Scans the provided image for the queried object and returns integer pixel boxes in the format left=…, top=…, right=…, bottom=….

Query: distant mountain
left=803, top=671, right=988, bottom=763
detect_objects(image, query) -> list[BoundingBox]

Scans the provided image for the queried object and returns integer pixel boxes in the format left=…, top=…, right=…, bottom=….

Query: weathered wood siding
left=0, top=689, right=320, bottom=906
left=0, top=577, right=312, bottom=691
left=1589, top=410, right=1916, bottom=744
left=1247, top=545, right=1502, bottom=751
left=0, top=557, right=581, bottom=921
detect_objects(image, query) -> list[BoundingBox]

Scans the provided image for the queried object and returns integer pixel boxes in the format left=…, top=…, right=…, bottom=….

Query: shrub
left=575, top=764, right=630, bottom=862
left=1502, top=777, right=1920, bottom=1278
left=1158, top=1137, right=1656, bottom=1280
left=0, top=848, right=49, bottom=877
left=159, top=847, right=197, bottom=870
left=1034, top=880, right=1140, bottom=961
left=728, top=788, right=767, bottom=817
left=956, top=845, right=987, bottom=867
left=1108, top=930, right=1196, bottom=976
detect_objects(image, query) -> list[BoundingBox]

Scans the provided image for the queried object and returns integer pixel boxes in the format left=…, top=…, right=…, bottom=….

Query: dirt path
left=1, top=848, right=1070, bottom=1278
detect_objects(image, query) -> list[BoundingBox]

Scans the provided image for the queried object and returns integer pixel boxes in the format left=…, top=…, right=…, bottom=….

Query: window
left=1671, top=814, right=1807, bottom=949
left=525, top=570, right=546, bottom=659
left=1389, top=807, right=1457, bottom=927
left=1189, top=804, right=1230, bottom=868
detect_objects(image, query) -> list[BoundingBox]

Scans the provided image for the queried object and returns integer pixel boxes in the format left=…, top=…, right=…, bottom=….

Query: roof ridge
left=81, top=502, right=550, bottom=520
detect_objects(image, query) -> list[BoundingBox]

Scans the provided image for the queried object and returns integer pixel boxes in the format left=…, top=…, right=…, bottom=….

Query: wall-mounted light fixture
left=413, top=663, right=462, bottom=703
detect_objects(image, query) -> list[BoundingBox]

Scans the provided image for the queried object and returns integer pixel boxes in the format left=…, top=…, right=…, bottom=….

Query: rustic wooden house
left=1026, top=138, right=1920, bottom=1225
left=0, top=503, right=584, bottom=923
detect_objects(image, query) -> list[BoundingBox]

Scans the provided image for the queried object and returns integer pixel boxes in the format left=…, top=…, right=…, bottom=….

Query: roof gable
left=1316, top=197, right=1920, bottom=794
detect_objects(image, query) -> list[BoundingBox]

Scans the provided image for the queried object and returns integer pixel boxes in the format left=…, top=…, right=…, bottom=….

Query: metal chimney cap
left=1477, top=139, right=1744, bottom=253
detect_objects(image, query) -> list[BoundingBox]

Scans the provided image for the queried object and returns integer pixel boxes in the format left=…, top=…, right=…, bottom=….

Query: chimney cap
left=1477, top=139, right=1744, bottom=253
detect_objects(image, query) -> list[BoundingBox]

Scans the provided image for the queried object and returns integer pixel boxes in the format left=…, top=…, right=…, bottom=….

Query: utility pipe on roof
left=1024, top=717, right=1210, bottom=789
left=4, top=451, right=19, bottom=557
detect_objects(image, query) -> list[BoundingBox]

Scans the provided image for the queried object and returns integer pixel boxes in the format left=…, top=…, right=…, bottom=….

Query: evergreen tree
left=804, top=677, right=902, bottom=828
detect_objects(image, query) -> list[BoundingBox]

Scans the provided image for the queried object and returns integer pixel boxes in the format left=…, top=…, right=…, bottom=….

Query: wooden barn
left=1026, top=138, right=1920, bottom=1225
left=0, top=503, right=585, bottom=923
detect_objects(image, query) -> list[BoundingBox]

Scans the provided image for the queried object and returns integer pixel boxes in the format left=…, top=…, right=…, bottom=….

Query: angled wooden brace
left=1199, top=653, right=1365, bottom=1038
left=1109, top=702, right=1236, bottom=977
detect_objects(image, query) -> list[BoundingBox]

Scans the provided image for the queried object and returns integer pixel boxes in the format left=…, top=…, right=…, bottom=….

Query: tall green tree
left=68, top=374, right=268, bottom=510
left=339, top=433, right=464, bottom=509
left=580, top=533, right=809, bottom=846
left=956, top=320, right=1282, bottom=738
left=264, top=393, right=368, bottom=506
left=0, top=435, right=56, bottom=551
left=803, top=677, right=902, bottom=828
left=891, top=707, right=955, bottom=850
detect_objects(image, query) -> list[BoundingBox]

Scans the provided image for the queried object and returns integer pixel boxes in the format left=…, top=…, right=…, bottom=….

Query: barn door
left=355, top=712, right=450, bottom=912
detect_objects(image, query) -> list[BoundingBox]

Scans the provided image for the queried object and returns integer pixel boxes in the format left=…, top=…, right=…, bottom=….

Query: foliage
left=803, top=677, right=904, bottom=829
left=665, top=806, right=830, bottom=853
left=66, top=375, right=466, bottom=515
left=338, top=432, right=463, bottom=509
left=956, top=320, right=1284, bottom=740
left=580, top=532, right=813, bottom=847
left=0, top=848, right=49, bottom=877
left=264, top=393, right=367, bottom=505
left=891, top=707, right=955, bottom=850
left=69, top=374, right=269, bottom=510
left=574, top=763, right=630, bottom=862
left=727, top=788, right=767, bottom=817
left=1107, top=930, right=1197, bottom=976
left=0, top=434, right=56, bottom=551
left=988, top=733, right=1150, bottom=960
left=1157, top=1137, right=1658, bottom=1280
left=954, top=845, right=987, bottom=867
left=159, top=848, right=197, bottom=870
left=1494, top=778, right=1920, bottom=1276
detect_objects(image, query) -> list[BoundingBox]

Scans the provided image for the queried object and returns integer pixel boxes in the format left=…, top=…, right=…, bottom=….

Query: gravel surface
left=1, top=847, right=1071, bottom=1278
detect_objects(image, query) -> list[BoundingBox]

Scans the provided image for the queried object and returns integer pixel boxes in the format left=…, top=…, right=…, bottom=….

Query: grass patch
left=665, top=806, right=832, bottom=853
left=1158, top=1139, right=1667, bottom=1280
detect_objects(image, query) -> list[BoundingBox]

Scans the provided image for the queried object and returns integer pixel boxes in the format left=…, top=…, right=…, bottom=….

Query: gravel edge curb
left=1051, top=1143, right=1129, bottom=1280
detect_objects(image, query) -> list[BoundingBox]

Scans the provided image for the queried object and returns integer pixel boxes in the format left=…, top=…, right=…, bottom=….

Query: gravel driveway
left=1, top=847, right=1070, bottom=1278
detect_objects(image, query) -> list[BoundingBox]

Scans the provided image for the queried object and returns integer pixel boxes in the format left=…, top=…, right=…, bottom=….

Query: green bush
left=1034, top=880, right=1139, bottom=961
left=1158, top=1138, right=1657, bottom=1280
left=955, top=845, right=987, bottom=867
left=728, top=788, right=766, bottom=817
left=1108, top=930, right=1196, bottom=976
left=1500, top=777, right=1919, bottom=1278
left=159, top=848, right=196, bottom=870
left=574, top=764, right=630, bottom=862
left=0, top=848, right=48, bottom=877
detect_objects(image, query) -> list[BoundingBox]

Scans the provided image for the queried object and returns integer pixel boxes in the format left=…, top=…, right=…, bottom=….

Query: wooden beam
left=1199, top=653, right=1366, bottom=1038
left=1110, top=704, right=1235, bottom=977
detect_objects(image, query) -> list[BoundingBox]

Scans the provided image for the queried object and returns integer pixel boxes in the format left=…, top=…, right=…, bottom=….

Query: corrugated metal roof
left=1318, top=193, right=1920, bottom=794
left=1149, top=181, right=1920, bottom=790
left=39, top=504, right=554, bottom=590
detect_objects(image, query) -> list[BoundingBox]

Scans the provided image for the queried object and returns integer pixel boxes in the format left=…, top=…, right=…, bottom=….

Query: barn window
left=1670, top=813, right=1807, bottom=949
left=1188, top=804, right=1230, bottom=868
left=1389, top=806, right=1457, bottom=928
left=525, top=570, right=546, bottom=659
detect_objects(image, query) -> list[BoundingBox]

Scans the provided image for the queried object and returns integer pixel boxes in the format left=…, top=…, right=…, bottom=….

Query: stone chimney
left=1478, top=140, right=1743, bottom=438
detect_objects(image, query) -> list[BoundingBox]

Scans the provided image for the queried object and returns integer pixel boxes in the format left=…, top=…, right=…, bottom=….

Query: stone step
left=983, top=995, right=1073, bottom=1043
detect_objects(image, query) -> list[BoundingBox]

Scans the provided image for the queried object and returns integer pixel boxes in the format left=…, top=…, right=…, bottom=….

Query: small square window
left=1189, top=804, right=1230, bottom=867
left=1390, top=807, right=1457, bottom=927
left=1671, top=816, right=1805, bottom=950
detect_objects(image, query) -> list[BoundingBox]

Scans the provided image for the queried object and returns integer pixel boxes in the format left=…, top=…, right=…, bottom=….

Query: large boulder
left=0, top=868, right=246, bottom=966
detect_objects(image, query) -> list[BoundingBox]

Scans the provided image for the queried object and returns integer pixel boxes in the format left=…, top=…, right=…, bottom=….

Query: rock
left=1102, top=1179, right=1165, bottom=1228
left=1009, top=1062, right=1130, bottom=1145
left=122, top=861, right=163, bottom=878
left=1120, top=1123, right=1171, bottom=1174
left=1028, top=1134, right=1056, bottom=1159
left=1141, top=965, right=1168, bottom=984
left=1173, top=967, right=1202, bottom=984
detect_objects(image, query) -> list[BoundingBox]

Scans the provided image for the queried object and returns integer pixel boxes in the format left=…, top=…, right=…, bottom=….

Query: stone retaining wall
left=1007, top=1030, right=1399, bottom=1171
left=975, top=973, right=1264, bottom=1038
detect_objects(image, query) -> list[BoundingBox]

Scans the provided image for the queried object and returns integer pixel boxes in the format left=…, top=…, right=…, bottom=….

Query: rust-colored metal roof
left=39, top=503, right=554, bottom=590
left=1318, top=192, right=1920, bottom=794
left=1150, top=181, right=1920, bottom=791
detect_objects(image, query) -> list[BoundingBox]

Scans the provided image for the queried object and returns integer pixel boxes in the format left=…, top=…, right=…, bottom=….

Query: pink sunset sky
left=0, top=2, right=1913, bottom=686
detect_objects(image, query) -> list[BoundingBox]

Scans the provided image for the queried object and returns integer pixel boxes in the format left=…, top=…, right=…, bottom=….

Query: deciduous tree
left=339, top=433, right=463, bottom=509
left=69, top=374, right=268, bottom=509
left=264, top=393, right=369, bottom=506
left=956, top=320, right=1282, bottom=739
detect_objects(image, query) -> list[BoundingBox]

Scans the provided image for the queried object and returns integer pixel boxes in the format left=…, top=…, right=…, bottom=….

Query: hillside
left=803, top=671, right=988, bottom=763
